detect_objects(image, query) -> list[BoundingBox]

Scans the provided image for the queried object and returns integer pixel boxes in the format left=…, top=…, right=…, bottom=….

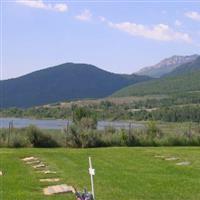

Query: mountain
left=113, top=57, right=200, bottom=97
left=0, top=63, right=151, bottom=108
left=137, top=54, right=199, bottom=78
left=165, top=56, right=200, bottom=77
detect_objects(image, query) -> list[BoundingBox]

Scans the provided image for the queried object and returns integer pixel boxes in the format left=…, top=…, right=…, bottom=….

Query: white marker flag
left=89, top=157, right=95, bottom=199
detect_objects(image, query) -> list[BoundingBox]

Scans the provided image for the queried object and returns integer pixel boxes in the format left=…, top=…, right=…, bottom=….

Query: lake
left=0, top=118, right=144, bottom=130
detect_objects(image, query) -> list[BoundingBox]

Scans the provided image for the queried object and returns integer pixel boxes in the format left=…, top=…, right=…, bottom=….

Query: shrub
left=0, top=130, right=8, bottom=147
left=119, top=129, right=129, bottom=146
left=27, top=125, right=59, bottom=147
left=79, top=130, right=101, bottom=148
left=65, top=124, right=101, bottom=148
left=72, top=107, right=91, bottom=123
left=65, top=124, right=82, bottom=148
left=80, top=117, right=97, bottom=130
left=147, top=121, right=163, bottom=139
left=10, top=136, right=30, bottom=148
left=104, top=126, right=116, bottom=134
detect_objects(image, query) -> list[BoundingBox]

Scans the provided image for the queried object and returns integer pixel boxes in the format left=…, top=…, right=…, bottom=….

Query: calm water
left=0, top=118, right=144, bottom=130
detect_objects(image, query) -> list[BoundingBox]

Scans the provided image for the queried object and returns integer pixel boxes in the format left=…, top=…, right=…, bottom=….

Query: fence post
left=8, top=121, right=13, bottom=146
left=65, top=121, right=69, bottom=148
left=128, top=122, right=131, bottom=143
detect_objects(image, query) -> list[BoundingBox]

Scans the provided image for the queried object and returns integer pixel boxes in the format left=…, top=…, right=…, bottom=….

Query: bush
left=10, top=136, right=30, bottom=148
left=65, top=124, right=101, bottom=148
left=65, top=124, right=81, bottom=148
left=0, top=130, right=8, bottom=147
left=147, top=121, right=163, bottom=139
left=27, top=125, right=60, bottom=147
left=119, top=129, right=129, bottom=146
left=79, top=130, right=101, bottom=148
left=105, top=126, right=116, bottom=134
left=80, top=117, right=97, bottom=130
left=72, top=107, right=90, bottom=123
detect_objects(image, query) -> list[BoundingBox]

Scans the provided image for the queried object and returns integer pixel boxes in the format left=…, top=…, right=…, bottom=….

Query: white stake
left=89, top=157, right=95, bottom=200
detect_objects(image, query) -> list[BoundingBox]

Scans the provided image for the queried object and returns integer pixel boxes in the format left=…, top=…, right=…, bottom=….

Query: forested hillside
left=114, top=56, right=200, bottom=97
left=0, top=63, right=150, bottom=108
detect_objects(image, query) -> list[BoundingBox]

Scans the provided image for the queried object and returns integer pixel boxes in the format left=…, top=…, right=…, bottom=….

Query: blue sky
left=1, top=0, right=200, bottom=79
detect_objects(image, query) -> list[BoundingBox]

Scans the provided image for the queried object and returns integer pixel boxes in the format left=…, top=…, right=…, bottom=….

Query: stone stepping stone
left=22, top=156, right=37, bottom=162
left=165, top=157, right=179, bottom=161
left=38, top=170, right=57, bottom=174
left=33, top=163, right=46, bottom=169
left=40, top=178, right=60, bottom=182
left=176, top=161, right=191, bottom=166
left=26, top=160, right=41, bottom=165
left=154, top=155, right=165, bottom=158
left=43, top=184, right=75, bottom=195
left=0, top=171, right=3, bottom=176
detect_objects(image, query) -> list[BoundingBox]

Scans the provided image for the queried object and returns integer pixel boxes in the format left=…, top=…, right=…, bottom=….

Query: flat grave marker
left=176, top=161, right=191, bottom=166
left=165, top=157, right=179, bottom=161
left=33, top=163, right=46, bottom=169
left=40, top=178, right=60, bottom=182
left=43, top=184, right=75, bottom=195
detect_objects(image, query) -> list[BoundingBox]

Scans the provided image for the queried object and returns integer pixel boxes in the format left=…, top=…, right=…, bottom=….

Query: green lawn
left=1, top=147, right=200, bottom=200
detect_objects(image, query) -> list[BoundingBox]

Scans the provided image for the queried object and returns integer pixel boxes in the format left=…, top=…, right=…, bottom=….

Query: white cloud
left=75, top=9, right=92, bottom=21
left=16, top=0, right=68, bottom=12
left=185, top=11, right=200, bottom=21
left=53, top=4, right=68, bottom=12
left=107, top=21, right=192, bottom=43
left=99, top=16, right=106, bottom=22
left=16, top=0, right=46, bottom=9
left=174, top=20, right=182, bottom=27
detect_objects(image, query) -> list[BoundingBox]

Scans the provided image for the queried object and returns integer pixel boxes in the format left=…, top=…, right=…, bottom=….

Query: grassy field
left=1, top=147, right=200, bottom=200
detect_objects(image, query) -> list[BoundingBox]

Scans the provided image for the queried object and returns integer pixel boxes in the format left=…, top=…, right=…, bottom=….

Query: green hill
left=113, top=70, right=200, bottom=97
left=0, top=63, right=150, bottom=108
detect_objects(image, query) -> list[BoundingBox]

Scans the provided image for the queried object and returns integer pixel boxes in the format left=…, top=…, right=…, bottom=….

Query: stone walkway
left=165, top=157, right=179, bottom=161
left=40, top=178, right=60, bottom=182
left=37, top=170, right=57, bottom=174
left=43, top=184, right=75, bottom=195
left=154, top=155, right=191, bottom=166
left=22, top=156, right=75, bottom=196
left=176, top=161, right=191, bottom=166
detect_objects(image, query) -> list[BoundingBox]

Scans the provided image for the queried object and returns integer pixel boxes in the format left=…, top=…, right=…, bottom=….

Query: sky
left=1, top=0, right=200, bottom=80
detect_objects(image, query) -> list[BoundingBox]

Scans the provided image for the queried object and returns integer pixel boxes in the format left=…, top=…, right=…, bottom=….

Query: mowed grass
left=1, top=147, right=200, bottom=200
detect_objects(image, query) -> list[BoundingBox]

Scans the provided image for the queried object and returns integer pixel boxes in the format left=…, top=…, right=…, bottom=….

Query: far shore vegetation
left=1, top=93, right=200, bottom=122
left=1, top=106, right=200, bottom=148
left=1, top=92, right=200, bottom=148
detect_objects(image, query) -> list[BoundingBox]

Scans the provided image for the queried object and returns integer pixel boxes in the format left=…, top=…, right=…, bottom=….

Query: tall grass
left=1, top=122, right=200, bottom=148
left=0, top=125, right=63, bottom=148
